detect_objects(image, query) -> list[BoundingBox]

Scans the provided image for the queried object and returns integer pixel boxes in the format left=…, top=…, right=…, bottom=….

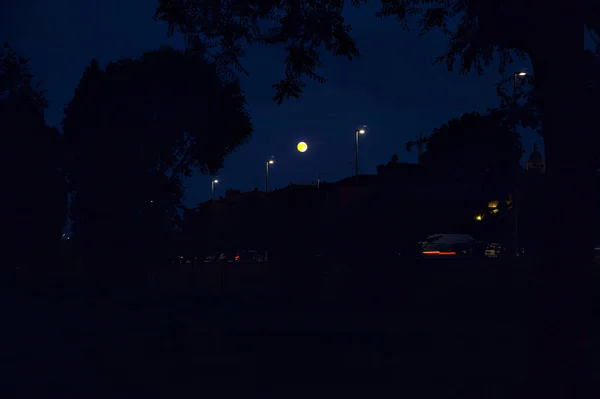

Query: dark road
left=2, top=261, right=592, bottom=398
left=0, top=282, right=121, bottom=399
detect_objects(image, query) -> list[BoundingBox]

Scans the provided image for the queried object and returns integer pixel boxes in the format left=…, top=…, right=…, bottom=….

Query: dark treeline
left=181, top=151, right=543, bottom=263
left=68, top=47, right=253, bottom=271
left=1, top=1, right=598, bottom=271
left=1, top=44, right=254, bottom=272
left=1, top=44, right=67, bottom=272
left=1, top=38, right=597, bottom=272
left=155, top=0, right=597, bottom=271
left=0, top=5, right=597, bottom=397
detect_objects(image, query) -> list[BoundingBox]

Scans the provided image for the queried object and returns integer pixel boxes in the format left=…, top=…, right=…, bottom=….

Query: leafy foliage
left=154, top=0, right=360, bottom=103
left=585, top=48, right=600, bottom=105
left=154, top=1, right=598, bottom=268
left=1, top=44, right=67, bottom=268
left=490, top=49, right=600, bottom=138
left=421, top=110, right=523, bottom=184
left=155, top=1, right=597, bottom=103
left=63, top=47, right=253, bottom=262
left=0, top=43, right=48, bottom=109
left=494, top=73, right=541, bottom=132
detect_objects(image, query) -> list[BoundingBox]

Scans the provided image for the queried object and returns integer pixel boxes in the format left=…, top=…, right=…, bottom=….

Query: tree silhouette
left=153, top=6, right=594, bottom=388
left=493, top=72, right=541, bottom=132
left=0, top=43, right=67, bottom=272
left=154, top=1, right=595, bottom=264
left=421, top=110, right=523, bottom=186
left=154, top=1, right=592, bottom=103
left=63, top=47, right=253, bottom=267
left=585, top=49, right=600, bottom=123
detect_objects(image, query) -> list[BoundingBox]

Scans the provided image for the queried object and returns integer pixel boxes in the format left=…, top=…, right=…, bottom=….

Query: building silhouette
left=525, top=143, right=545, bottom=174
left=181, top=153, right=540, bottom=257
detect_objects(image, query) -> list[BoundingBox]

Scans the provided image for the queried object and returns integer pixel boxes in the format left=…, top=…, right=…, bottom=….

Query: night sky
left=4, top=1, right=542, bottom=208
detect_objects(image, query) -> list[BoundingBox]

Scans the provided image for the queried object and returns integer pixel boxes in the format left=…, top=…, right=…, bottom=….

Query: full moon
left=297, top=142, right=308, bottom=153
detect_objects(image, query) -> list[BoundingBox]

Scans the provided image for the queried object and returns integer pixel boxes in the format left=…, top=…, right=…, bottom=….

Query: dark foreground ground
left=2, top=259, right=597, bottom=398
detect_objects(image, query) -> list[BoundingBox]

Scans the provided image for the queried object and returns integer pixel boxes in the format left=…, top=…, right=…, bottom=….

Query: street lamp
left=512, top=71, right=527, bottom=256
left=211, top=178, right=219, bottom=201
left=355, top=126, right=366, bottom=176
left=265, top=159, right=274, bottom=193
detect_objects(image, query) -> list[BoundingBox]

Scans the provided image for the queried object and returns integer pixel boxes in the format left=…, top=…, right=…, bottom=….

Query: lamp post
left=265, top=159, right=274, bottom=193
left=513, top=71, right=527, bottom=257
left=211, top=178, right=219, bottom=201
left=355, top=127, right=366, bottom=176
left=264, top=159, right=275, bottom=253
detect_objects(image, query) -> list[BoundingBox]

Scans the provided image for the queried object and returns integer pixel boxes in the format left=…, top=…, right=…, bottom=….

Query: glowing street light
left=475, top=215, right=483, bottom=221
left=297, top=141, right=308, bottom=153
left=355, top=126, right=366, bottom=176
left=265, top=159, right=274, bottom=193
left=211, top=178, right=219, bottom=201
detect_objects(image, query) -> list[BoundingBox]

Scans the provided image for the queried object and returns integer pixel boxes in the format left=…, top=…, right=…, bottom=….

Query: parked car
left=228, top=250, right=266, bottom=263
left=484, top=242, right=525, bottom=259
left=203, top=252, right=227, bottom=263
left=484, top=243, right=504, bottom=258
left=172, top=255, right=195, bottom=264
left=419, top=233, right=482, bottom=260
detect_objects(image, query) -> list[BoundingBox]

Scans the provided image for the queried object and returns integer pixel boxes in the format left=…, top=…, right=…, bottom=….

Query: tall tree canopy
left=154, top=1, right=594, bottom=262
left=0, top=43, right=48, bottom=108
left=154, top=3, right=594, bottom=388
left=0, top=43, right=67, bottom=270
left=62, top=46, right=253, bottom=264
left=155, top=1, right=592, bottom=102
left=421, top=110, right=523, bottom=183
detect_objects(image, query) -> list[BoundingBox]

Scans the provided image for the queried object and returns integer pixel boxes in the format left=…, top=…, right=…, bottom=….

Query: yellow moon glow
left=297, top=142, right=308, bottom=152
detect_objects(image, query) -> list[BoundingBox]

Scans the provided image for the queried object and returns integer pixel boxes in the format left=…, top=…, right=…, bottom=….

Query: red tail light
left=235, top=255, right=240, bottom=260
left=423, top=250, right=456, bottom=256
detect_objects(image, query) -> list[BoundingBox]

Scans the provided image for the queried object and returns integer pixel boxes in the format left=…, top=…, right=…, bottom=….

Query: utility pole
left=513, top=71, right=527, bottom=257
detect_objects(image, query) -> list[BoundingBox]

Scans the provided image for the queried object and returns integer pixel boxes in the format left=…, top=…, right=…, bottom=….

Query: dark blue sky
left=4, top=1, right=541, bottom=208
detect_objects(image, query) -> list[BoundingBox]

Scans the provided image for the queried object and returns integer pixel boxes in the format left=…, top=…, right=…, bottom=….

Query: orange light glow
left=422, top=251, right=457, bottom=256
